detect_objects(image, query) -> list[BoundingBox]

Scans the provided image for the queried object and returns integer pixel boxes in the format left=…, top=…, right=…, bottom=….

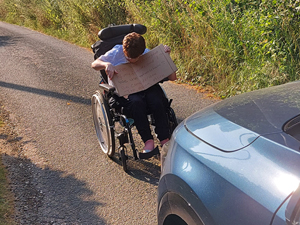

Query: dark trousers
left=126, top=84, right=169, bottom=143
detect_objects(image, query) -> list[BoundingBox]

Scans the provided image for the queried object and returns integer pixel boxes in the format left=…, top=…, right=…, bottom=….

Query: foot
left=143, top=139, right=154, bottom=152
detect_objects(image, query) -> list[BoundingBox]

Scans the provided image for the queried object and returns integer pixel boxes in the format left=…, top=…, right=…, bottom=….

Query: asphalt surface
left=0, top=21, right=217, bottom=224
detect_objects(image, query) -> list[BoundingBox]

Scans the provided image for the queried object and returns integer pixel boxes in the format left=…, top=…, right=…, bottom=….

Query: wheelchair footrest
left=138, top=146, right=159, bottom=159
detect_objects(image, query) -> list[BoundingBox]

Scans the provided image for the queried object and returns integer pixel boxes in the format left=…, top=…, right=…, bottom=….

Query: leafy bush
left=0, top=0, right=126, bottom=45
left=1, top=0, right=299, bottom=97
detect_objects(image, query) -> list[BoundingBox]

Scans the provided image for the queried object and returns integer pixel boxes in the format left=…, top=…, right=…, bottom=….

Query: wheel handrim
left=92, top=94, right=111, bottom=154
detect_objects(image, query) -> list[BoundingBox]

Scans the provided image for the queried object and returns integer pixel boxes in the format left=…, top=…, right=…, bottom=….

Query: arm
left=168, top=72, right=177, bottom=81
left=91, top=58, right=118, bottom=80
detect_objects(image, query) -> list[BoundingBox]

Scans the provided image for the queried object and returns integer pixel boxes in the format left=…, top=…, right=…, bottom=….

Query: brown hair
left=123, top=32, right=146, bottom=59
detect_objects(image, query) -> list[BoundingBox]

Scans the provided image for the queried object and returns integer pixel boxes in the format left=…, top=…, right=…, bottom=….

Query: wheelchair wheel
left=167, top=107, right=178, bottom=138
left=91, top=91, right=115, bottom=157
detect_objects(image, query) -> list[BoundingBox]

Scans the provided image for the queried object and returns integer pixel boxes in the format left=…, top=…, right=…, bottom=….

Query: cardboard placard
left=111, top=44, right=177, bottom=96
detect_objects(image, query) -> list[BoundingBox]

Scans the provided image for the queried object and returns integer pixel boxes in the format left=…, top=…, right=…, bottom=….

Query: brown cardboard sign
left=111, top=44, right=177, bottom=96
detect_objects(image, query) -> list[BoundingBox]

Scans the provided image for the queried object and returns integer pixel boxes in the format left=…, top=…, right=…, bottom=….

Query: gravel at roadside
left=0, top=104, right=45, bottom=224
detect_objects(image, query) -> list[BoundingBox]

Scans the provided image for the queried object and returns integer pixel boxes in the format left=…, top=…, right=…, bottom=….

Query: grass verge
left=0, top=118, right=15, bottom=225
left=1, top=0, right=300, bottom=98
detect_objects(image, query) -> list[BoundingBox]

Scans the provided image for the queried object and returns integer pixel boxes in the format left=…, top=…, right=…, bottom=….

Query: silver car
left=158, top=81, right=300, bottom=225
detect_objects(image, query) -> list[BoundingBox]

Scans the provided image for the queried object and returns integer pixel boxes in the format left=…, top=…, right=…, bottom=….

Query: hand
left=105, top=63, right=118, bottom=80
left=164, top=45, right=171, bottom=54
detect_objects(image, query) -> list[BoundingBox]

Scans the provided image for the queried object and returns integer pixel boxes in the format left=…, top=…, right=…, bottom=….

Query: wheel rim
left=92, top=93, right=112, bottom=155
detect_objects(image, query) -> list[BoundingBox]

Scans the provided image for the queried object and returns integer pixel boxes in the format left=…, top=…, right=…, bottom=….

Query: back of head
left=122, top=32, right=146, bottom=59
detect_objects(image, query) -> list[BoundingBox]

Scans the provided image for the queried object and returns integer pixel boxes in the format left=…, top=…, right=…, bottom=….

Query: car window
left=284, top=115, right=300, bottom=142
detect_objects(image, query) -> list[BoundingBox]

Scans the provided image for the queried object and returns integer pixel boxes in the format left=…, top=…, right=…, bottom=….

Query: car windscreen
left=214, top=81, right=300, bottom=136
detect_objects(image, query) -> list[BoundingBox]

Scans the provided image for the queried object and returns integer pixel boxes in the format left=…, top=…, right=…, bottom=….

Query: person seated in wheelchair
left=91, top=32, right=177, bottom=155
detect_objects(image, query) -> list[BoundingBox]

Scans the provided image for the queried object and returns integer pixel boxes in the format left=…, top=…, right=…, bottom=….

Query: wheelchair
left=91, top=24, right=178, bottom=172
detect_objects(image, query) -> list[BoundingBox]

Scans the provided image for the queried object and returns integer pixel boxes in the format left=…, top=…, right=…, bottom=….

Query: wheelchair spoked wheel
left=91, top=91, right=115, bottom=157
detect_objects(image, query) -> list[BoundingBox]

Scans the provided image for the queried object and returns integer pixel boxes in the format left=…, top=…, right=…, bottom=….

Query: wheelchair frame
left=91, top=83, right=177, bottom=172
left=91, top=24, right=178, bottom=172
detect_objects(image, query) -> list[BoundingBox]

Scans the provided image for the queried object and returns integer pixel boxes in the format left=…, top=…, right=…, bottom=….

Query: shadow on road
left=111, top=153, right=161, bottom=186
left=2, top=154, right=106, bottom=224
left=0, top=81, right=91, bottom=105
left=0, top=35, right=20, bottom=47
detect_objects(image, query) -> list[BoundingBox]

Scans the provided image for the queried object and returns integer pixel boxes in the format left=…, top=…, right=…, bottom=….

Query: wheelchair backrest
left=91, top=24, right=147, bottom=83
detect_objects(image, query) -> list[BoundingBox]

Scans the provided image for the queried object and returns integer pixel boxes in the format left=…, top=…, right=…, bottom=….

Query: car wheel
left=158, top=192, right=204, bottom=225
left=163, top=214, right=188, bottom=225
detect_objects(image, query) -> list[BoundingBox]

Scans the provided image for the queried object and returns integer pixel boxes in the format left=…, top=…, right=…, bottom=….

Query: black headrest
left=98, top=24, right=147, bottom=40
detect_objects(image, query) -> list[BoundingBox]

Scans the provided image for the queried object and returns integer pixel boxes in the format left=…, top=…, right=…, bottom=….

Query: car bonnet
left=184, top=105, right=259, bottom=152
left=185, top=81, right=300, bottom=152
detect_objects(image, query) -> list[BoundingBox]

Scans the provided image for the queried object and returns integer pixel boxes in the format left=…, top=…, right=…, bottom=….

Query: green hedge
left=1, top=0, right=299, bottom=97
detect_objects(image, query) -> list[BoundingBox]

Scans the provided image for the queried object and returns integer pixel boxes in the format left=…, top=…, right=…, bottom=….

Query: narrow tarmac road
left=0, top=22, right=217, bottom=224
